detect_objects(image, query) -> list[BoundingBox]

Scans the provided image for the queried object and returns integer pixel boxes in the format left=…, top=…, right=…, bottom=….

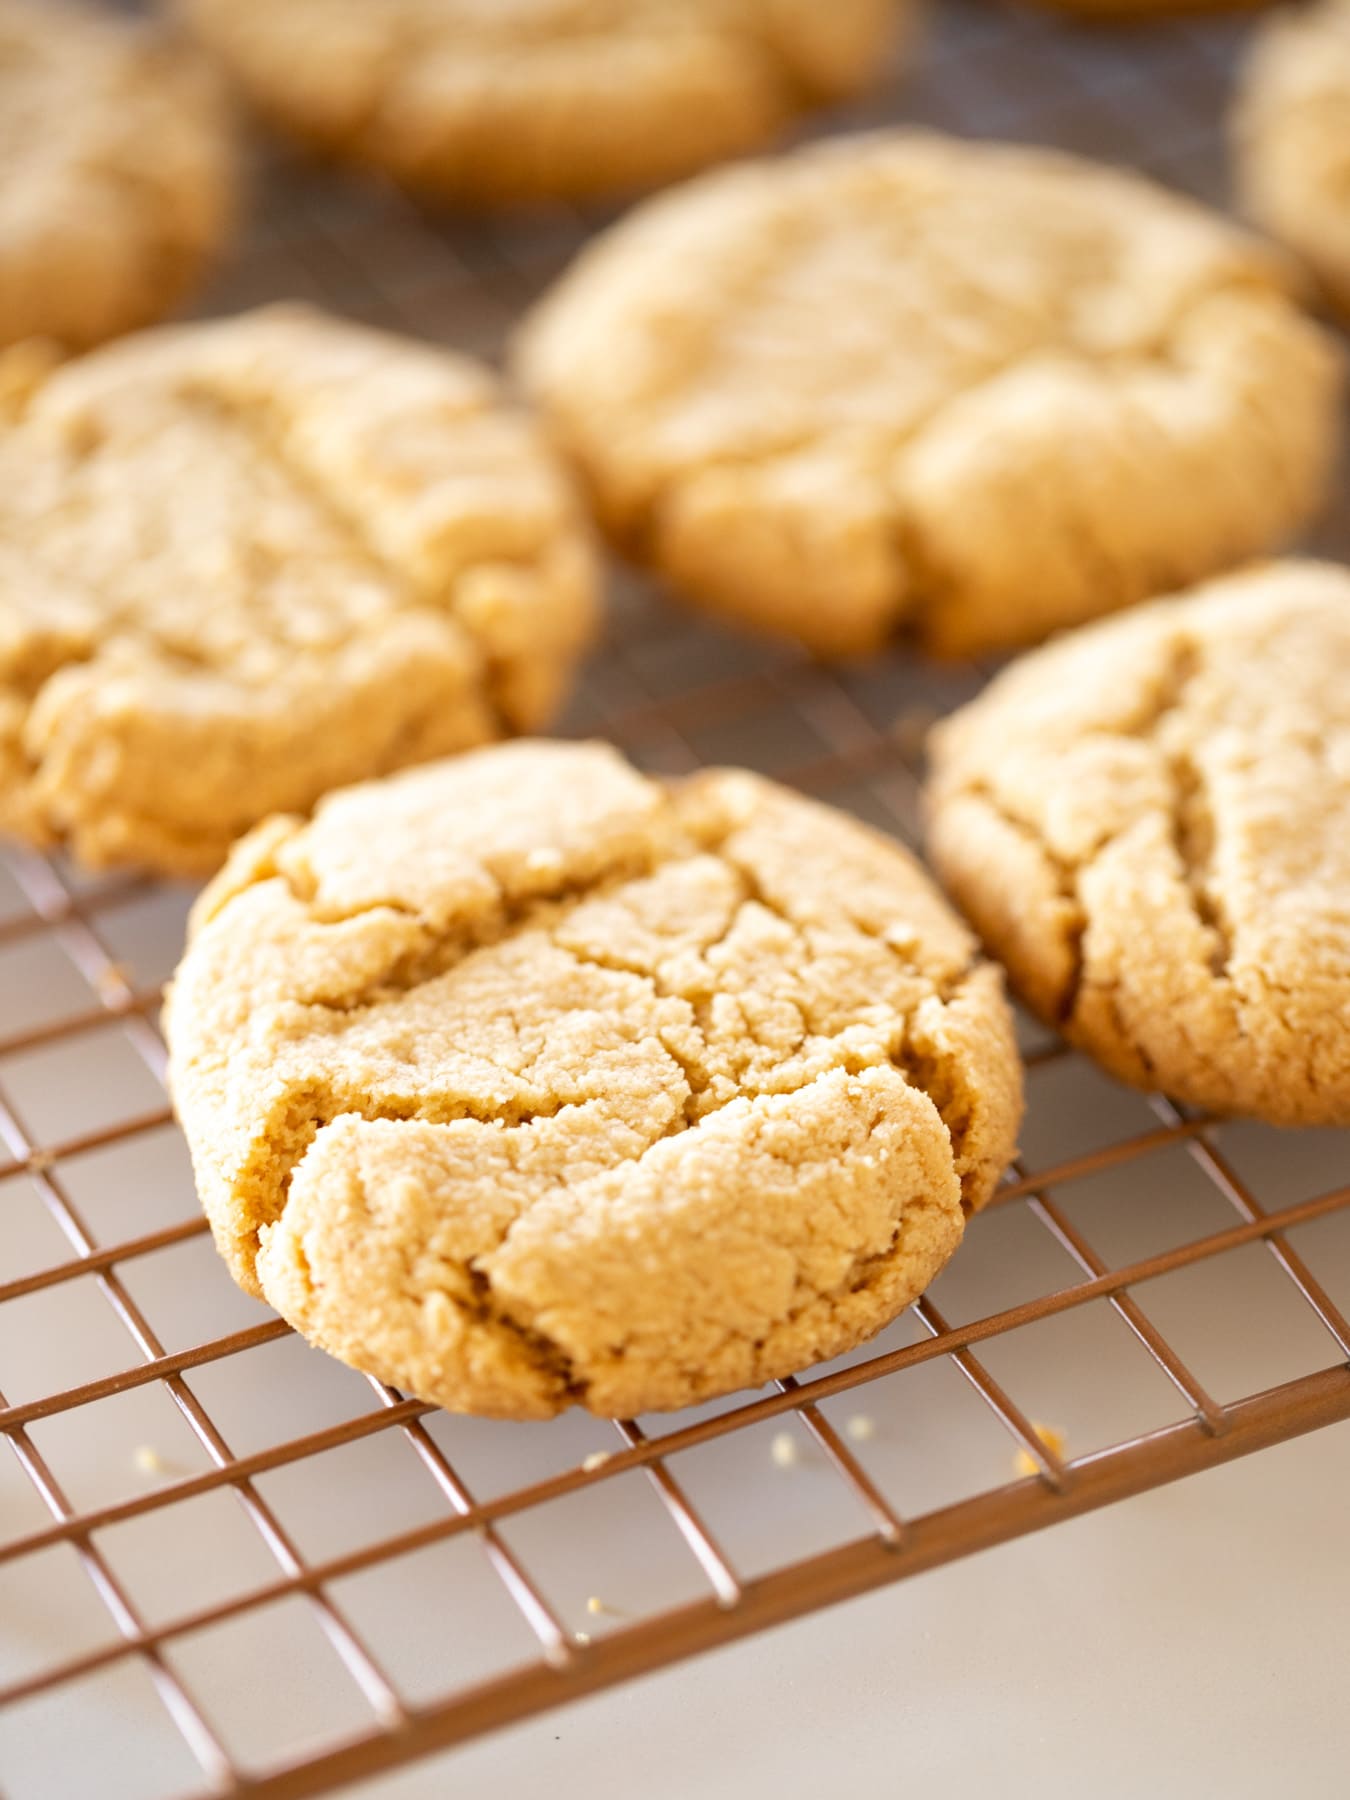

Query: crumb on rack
left=586, top=1595, right=624, bottom=1618
left=95, top=962, right=135, bottom=1003
left=1013, top=1421, right=1067, bottom=1479
left=770, top=1430, right=799, bottom=1468
left=845, top=1414, right=876, bottom=1443
left=133, top=1445, right=184, bottom=1478
left=581, top=1450, right=611, bottom=1474
left=26, top=1149, right=54, bottom=1175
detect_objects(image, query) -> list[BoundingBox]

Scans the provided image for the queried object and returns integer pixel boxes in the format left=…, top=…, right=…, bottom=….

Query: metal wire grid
left=3, top=1, right=1350, bottom=1795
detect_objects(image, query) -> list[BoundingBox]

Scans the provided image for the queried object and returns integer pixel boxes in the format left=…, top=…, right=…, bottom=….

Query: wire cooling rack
left=3, top=2, right=1350, bottom=1796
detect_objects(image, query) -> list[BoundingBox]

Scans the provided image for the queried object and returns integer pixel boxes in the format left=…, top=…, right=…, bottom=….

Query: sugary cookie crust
left=926, top=561, right=1350, bottom=1127
left=0, top=306, right=598, bottom=875
left=167, top=742, right=1022, bottom=1419
left=174, top=0, right=903, bottom=207
left=0, top=0, right=236, bottom=351
left=516, top=131, right=1343, bottom=661
left=1235, top=0, right=1350, bottom=318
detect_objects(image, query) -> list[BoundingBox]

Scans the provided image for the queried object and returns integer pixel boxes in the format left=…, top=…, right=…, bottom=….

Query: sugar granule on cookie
left=0, top=306, right=598, bottom=877
left=174, top=0, right=908, bottom=208
left=1234, top=0, right=1350, bottom=319
left=0, top=0, right=237, bottom=351
left=926, top=560, right=1350, bottom=1129
left=517, top=130, right=1342, bottom=661
left=166, top=741, right=1023, bottom=1421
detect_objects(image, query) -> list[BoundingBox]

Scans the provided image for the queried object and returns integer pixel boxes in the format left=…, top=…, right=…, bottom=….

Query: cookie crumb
left=1013, top=1421, right=1067, bottom=1479
left=26, top=1150, right=54, bottom=1175
left=526, top=847, right=565, bottom=875
left=133, top=1445, right=185, bottom=1478
left=95, top=962, right=135, bottom=1004
left=770, top=1430, right=800, bottom=1468
left=581, top=1451, right=611, bottom=1474
left=585, top=1595, right=628, bottom=1619
left=845, top=1414, right=876, bottom=1443
left=574, top=1631, right=591, bottom=1646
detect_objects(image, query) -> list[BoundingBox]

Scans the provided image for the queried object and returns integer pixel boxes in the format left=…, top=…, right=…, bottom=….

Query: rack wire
left=3, top=2, right=1349, bottom=1795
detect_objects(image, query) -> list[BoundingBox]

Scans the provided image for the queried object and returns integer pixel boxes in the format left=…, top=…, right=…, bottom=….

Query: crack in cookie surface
left=168, top=740, right=1022, bottom=1418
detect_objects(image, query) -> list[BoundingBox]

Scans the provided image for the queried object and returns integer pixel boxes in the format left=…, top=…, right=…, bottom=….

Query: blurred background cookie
left=0, top=0, right=237, bottom=351
left=172, top=0, right=908, bottom=207
left=1234, top=0, right=1350, bottom=318
left=1022, top=0, right=1270, bottom=17
left=0, top=305, right=599, bottom=875
left=516, top=131, right=1343, bottom=662
left=925, top=560, right=1350, bottom=1127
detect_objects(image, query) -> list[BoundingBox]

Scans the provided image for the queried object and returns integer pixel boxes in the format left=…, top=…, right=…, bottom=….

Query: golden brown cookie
left=0, top=0, right=236, bottom=351
left=0, top=306, right=598, bottom=876
left=926, top=561, right=1350, bottom=1127
left=516, top=130, right=1343, bottom=661
left=166, top=741, right=1023, bottom=1419
left=1235, top=0, right=1350, bottom=318
left=173, top=0, right=905, bottom=207
left=1027, top=0, right=1267, bottom=17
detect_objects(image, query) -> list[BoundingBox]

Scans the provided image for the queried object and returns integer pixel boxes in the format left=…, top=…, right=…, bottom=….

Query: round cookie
left=173, top=0, right=905, bottom=208
left=1234, top=0, right=1350, bottom=319
left=0, top=0, right=236, bottom=352
left=516, top=131, right=1343, bottom=662
left=0, top=306, right=598, bottom=876
left=925, top=561, right=1350, bottom=1128
left=166, top=741, right=1023, bottom=1420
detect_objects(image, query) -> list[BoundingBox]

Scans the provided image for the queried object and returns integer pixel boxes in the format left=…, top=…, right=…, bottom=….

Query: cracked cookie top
left=174, top=0, right=904, bottom=207
left=0, top=0, right=236, bottom=351
left=926, top=560, right=1350, bottom=1127
left=0, top=306, right=599, bottom=875
left=166, top=741, right=1022, bottom=1419
left=1235, top=0, right=1350, bottom=319
left=516, top=130, right=1343, bottom=660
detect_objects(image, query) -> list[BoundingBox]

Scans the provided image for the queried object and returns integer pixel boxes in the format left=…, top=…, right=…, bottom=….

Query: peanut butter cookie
left=926, top=561, right=1350, bottom=1127
left=517, top=131, right=1342, bottom=660
left=0, top=306, right=598, bottom=875
left=1235, top=0, right=1350, bottom=318
left=0, top=0, right=236, bottom=351
left=167, top=741, right=1022, bottom=1419
left=174, top=0, right=905, bottom=207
